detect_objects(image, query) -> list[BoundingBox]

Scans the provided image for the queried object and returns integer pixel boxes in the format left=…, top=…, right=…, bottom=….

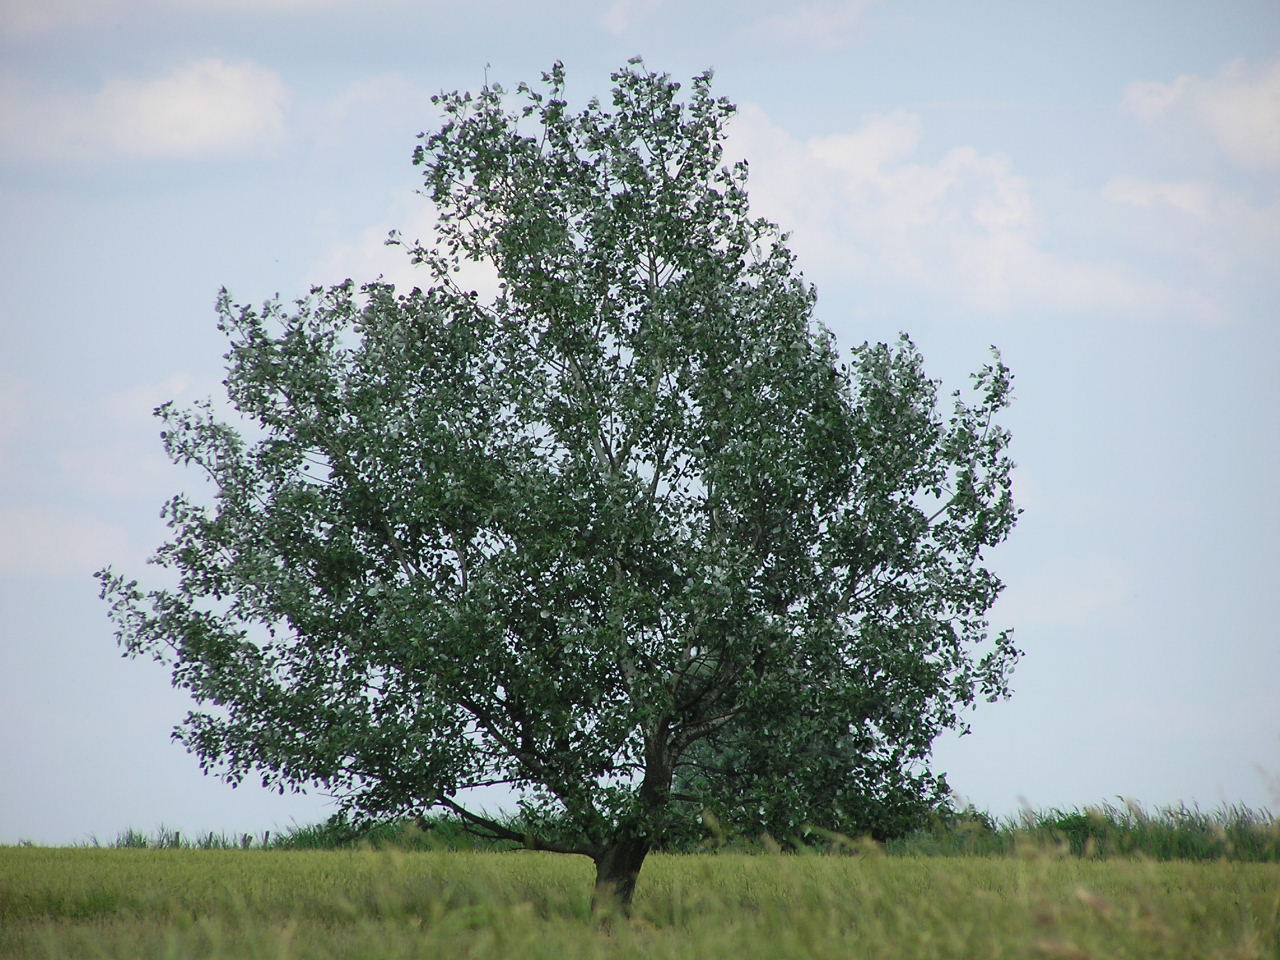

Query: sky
left=1, top=0, right=1278, bottom=846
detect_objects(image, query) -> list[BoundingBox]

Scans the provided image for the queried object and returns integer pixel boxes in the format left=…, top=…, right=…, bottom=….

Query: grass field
left=3, top=845, right=1278, bottom=959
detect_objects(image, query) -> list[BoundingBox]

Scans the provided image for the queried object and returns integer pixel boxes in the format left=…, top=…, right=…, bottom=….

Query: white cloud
left=602, top=0, right=664, bottom=35
left=0, top=374, right=29, bottom=484
left=1103, top=176, right=1214, bottom=217
left=753, top=0, right=879, bottom=50
left=808, top=110, right=922, bottom=179
left=100, top=374, right=194, bottom=429
left=305, top=72, right=434, bottom=152
left=0, top=0, right=405, bottom=38
left=727, top=104, right=1218, bottom=323
left=308, top=199, right=502, bottom=303
left=310, top=218, right=421, bottom=292
left=0, top=374, right=26, bottom=445
left=57, top=447, right=179, bottom=499
left=1103, top=175, right=1280, bottom=276
left=0, top=505, right=132, bottom=578
left=0, top=58, right=289, bottom=162
left=49, top=374, right=249, bottom=503
left=1123, top=56, right=1280, bottom=170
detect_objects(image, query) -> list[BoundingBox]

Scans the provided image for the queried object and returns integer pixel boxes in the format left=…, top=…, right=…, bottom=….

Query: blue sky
left=1, top=0, right=1277, bottom=845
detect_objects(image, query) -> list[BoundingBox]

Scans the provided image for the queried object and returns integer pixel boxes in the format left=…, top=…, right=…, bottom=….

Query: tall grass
left=885, top=801, right=1280, bottom=862
left=78, top=814, right=521, bottom=854
left=2, top=846, right=1277, bottom=959
left=62, top=800, right=1280, bottom=863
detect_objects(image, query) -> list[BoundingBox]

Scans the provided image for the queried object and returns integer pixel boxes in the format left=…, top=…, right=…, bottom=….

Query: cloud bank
left=0, top=0, right=405, bottom=38
left=752, top=0, right=879, bottom=50
left=601, top=0, right=665, bottom=35
left=727, top=104, right=1217, bottom=323
left=1124, top=55, right=1280, bottom=171
left=1, top=58, right=290, bottom=162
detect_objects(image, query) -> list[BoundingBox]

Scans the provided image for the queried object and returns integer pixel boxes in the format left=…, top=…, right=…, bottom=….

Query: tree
left=98, top=60, right=1020, bottom=914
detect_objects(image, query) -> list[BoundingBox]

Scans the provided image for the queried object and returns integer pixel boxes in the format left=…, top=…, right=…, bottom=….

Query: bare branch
left=437, top=798, right=593, bottom=857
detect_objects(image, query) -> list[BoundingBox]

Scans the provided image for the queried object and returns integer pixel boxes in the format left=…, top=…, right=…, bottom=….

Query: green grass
left=2, top=846, right=1277, bottom=959
left=7, top=803, right=1273, bottom=957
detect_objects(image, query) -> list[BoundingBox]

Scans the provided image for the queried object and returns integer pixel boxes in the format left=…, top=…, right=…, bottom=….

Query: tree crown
left=99, top=60, right=1019, bottom=859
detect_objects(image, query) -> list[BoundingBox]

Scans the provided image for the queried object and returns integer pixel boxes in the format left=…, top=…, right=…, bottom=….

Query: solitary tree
left=98, top=61, right=1019, bottom=914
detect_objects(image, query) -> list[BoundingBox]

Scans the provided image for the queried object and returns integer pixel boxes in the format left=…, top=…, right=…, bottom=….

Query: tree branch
left=671, top=707, right=738, bottom=757
left=436, top=798, right=593, bottom=856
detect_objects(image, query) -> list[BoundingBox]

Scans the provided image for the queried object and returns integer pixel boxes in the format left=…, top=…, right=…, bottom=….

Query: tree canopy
left=98, top=60, right=1020, bottom=912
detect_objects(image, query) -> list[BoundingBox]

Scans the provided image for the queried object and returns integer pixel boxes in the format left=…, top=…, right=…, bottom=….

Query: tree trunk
left=590, top=836, right=650, bottom=917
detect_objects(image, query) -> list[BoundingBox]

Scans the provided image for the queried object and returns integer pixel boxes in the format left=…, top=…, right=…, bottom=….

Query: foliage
left=96, top=59, right=1019, bottom=908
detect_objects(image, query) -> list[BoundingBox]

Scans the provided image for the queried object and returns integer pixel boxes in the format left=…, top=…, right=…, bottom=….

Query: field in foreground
left=2, top=848, right=1278, bottom=959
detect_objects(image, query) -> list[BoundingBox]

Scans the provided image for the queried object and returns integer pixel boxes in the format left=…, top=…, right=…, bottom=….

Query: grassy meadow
left=3, top=806, right=1278, bottom=959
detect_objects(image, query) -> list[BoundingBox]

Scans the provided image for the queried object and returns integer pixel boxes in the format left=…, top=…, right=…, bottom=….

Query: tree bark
left=590, top=836, right=650, bottom=917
